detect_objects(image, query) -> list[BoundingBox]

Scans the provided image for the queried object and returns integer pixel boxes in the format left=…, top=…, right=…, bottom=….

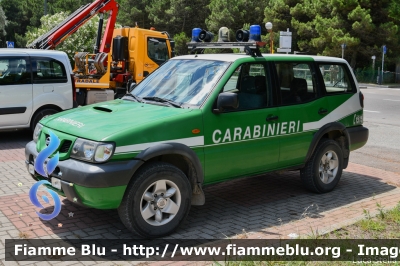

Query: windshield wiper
left=143, top=96, right=182, bottom=108
left=122, top=93, right=143, bottom=103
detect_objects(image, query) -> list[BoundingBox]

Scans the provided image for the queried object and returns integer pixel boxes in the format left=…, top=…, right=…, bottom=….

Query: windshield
left=131, top=59, right=230, bottom=107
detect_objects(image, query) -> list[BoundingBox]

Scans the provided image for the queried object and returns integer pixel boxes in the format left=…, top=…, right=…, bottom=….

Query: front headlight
left=33, top=123, right=43, bottom=143
left=71, top=138, right=114, bottom=163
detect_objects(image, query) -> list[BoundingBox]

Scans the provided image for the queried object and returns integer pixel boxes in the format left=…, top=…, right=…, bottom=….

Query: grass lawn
left=217, top=202, right=400, bottom=265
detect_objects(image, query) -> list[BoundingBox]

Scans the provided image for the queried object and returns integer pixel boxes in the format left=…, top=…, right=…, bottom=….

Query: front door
left=203, top=62, right=280, bottom=184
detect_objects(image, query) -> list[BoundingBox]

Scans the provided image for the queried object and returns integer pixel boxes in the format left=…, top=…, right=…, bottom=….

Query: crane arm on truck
left=26, top=0, right=119, bottom=52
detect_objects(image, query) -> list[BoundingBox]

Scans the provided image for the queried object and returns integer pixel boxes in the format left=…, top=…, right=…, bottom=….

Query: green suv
left=25, top=48, right=368, bottom=237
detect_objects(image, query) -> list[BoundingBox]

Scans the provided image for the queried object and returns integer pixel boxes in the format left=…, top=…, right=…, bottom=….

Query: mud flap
left=191, top=183, right=205, bottom=205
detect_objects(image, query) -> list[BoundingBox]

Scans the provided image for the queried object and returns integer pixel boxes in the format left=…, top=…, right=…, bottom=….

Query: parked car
left=25, top=48, right=368, bottom=238
left=0, top=49, right=74, bottom=131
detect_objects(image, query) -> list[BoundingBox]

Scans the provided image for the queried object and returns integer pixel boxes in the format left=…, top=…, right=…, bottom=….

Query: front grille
left=44, top=133, right=72, bottom=153
left=59, top=140, right=72, bottom=153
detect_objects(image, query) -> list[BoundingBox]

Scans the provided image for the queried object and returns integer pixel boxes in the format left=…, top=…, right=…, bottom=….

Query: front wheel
left=30, top=108, right=58, bottom=132
left=118, top=162, right=192, bottom=238
left=300, top=139, right=343, bottom=193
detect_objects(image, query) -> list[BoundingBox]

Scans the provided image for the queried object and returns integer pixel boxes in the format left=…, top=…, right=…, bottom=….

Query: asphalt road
left=350, top=87, right=400, bottom=173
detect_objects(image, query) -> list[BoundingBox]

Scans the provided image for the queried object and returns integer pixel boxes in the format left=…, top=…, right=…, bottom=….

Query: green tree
left=118, top=0, right=152, bottom=28
left=0, top=6, right=7, bottom=47
left=146, top=0, right=209, bottom=36
left=173, top=32, right=190, bottom=56
left=206, top=0, right=266, bottom=35
left=0, top=0, right=93, bottom=48
left=0, top=0, right=31, bottom=47
left=264, top=0, right=400, bottom=69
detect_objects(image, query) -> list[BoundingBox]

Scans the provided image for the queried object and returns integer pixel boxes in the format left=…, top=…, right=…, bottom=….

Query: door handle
left=266, top=115, right=279, bottom=121
left=318, top=108, right=328, bottom=115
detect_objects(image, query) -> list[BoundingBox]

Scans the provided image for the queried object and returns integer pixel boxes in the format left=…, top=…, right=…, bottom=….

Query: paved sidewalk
left=1, top=132, right=400, bottom=265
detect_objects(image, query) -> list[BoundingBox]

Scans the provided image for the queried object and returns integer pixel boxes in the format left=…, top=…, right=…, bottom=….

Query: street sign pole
left=371, top=55, right=376, bottom=83
left=381, top=45, right=386, bottom=84
left=381, top=45, right=386, bottom=85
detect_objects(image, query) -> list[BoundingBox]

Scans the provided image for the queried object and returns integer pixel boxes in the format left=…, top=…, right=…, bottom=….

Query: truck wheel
left=30, top=108, right=58, bottom=132
left=300, top=139, right=343, bottom=193
left=118, top=162, right=192, bottom=238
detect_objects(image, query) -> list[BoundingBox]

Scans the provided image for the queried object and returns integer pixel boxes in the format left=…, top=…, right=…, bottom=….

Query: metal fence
left=354, top=69, right=399, bottom=84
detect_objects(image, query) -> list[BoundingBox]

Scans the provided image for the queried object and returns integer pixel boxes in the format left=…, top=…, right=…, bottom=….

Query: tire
left=30, top=108, right=58, bottom=132
left=118, top=162, right=192, bottom=238
left=300, top=139, right=343, bottom=193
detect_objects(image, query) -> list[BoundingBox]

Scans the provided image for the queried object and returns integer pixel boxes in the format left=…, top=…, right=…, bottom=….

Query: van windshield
left=131, top=59, right=230, bottom=107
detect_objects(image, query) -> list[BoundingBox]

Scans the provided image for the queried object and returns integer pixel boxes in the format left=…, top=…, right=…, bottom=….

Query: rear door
left=0, top=55, right=33, bottom=127
left=31, top=56, right=70, bottom=110
left=273, top=60, right=330, bottom=168
left=317, top=62, right=360, bottom=127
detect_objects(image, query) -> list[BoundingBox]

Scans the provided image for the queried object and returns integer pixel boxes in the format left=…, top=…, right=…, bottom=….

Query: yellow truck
left=27, top=0, right=175, bottom=106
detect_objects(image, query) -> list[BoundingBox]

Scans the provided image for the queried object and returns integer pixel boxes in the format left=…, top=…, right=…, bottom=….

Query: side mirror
left=129, top=82, right=137, bottom=92
left=213, top=92, right=238, bottom=113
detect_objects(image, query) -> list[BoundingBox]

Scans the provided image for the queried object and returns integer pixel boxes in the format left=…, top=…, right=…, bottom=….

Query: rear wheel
left=30, top=108, right=58, bottom=132
left=301, top=139, right=343, bottom=193
left=118, top=162, right=191, bottom=238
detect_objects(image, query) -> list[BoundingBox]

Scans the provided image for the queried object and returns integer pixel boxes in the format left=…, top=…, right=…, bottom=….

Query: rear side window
left=318, top=63, right=356, bottom=94
left=33, top=57, right=67, bottom=84
left=0, top=56, right=31, bottom=85
left=275, top=62, right=318, bottom=105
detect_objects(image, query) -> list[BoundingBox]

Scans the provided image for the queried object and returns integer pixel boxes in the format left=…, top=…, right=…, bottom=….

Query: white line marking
left=383, top=99, right=400, bottom=102
left=364, top=110, right=380, bottom=113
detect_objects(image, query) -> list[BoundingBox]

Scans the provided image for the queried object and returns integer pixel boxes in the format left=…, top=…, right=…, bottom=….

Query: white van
left=0, top=49, right=74, bottom=131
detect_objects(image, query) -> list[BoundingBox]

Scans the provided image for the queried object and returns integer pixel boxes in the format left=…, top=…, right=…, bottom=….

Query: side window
left=319, top=64, right=356, bottom=94
left=0, top=57, right=31, bottom=85
left=33, top=57, right=67, bottom=84
left=275, top=62, right=317, bottom=105
left=147, top=38, right=169, bottom=64
left=222, top=63, right=270, bottom=111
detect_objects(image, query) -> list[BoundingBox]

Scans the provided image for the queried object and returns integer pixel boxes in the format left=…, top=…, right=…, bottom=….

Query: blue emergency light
left=191, top=28, right=202, bottom=42
left=249, top=25, right=261, bottom=42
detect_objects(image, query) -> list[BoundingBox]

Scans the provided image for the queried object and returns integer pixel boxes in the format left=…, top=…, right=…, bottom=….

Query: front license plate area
left=51, top=177, right=62, bottom=190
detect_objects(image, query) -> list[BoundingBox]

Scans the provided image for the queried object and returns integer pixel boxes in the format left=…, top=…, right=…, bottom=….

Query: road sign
left=278, top=29, right=292, bottom=53
left=383, top=45, right=387, bottom=54
left=6, top=41, right=14, bottom=48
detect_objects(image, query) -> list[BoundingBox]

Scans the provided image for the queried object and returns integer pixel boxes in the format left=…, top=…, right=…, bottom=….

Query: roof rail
left=187, top=42, right=267, bottom=57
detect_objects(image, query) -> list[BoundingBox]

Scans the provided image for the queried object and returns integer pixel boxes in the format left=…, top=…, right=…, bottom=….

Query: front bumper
left=348, top=126, right=369, bottom=151
left=25, top=141, right=142, bottom=209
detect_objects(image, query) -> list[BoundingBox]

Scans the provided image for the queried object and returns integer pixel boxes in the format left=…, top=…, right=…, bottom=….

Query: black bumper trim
left=25, top=141, right=143, bottom=188
left=60, top=180, right=87, bottom=207
left=348, top=126, right=369, bottom=147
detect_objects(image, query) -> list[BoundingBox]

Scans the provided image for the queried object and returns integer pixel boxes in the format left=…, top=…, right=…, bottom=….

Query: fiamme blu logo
left=29, top=130, right=62, bottom=220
